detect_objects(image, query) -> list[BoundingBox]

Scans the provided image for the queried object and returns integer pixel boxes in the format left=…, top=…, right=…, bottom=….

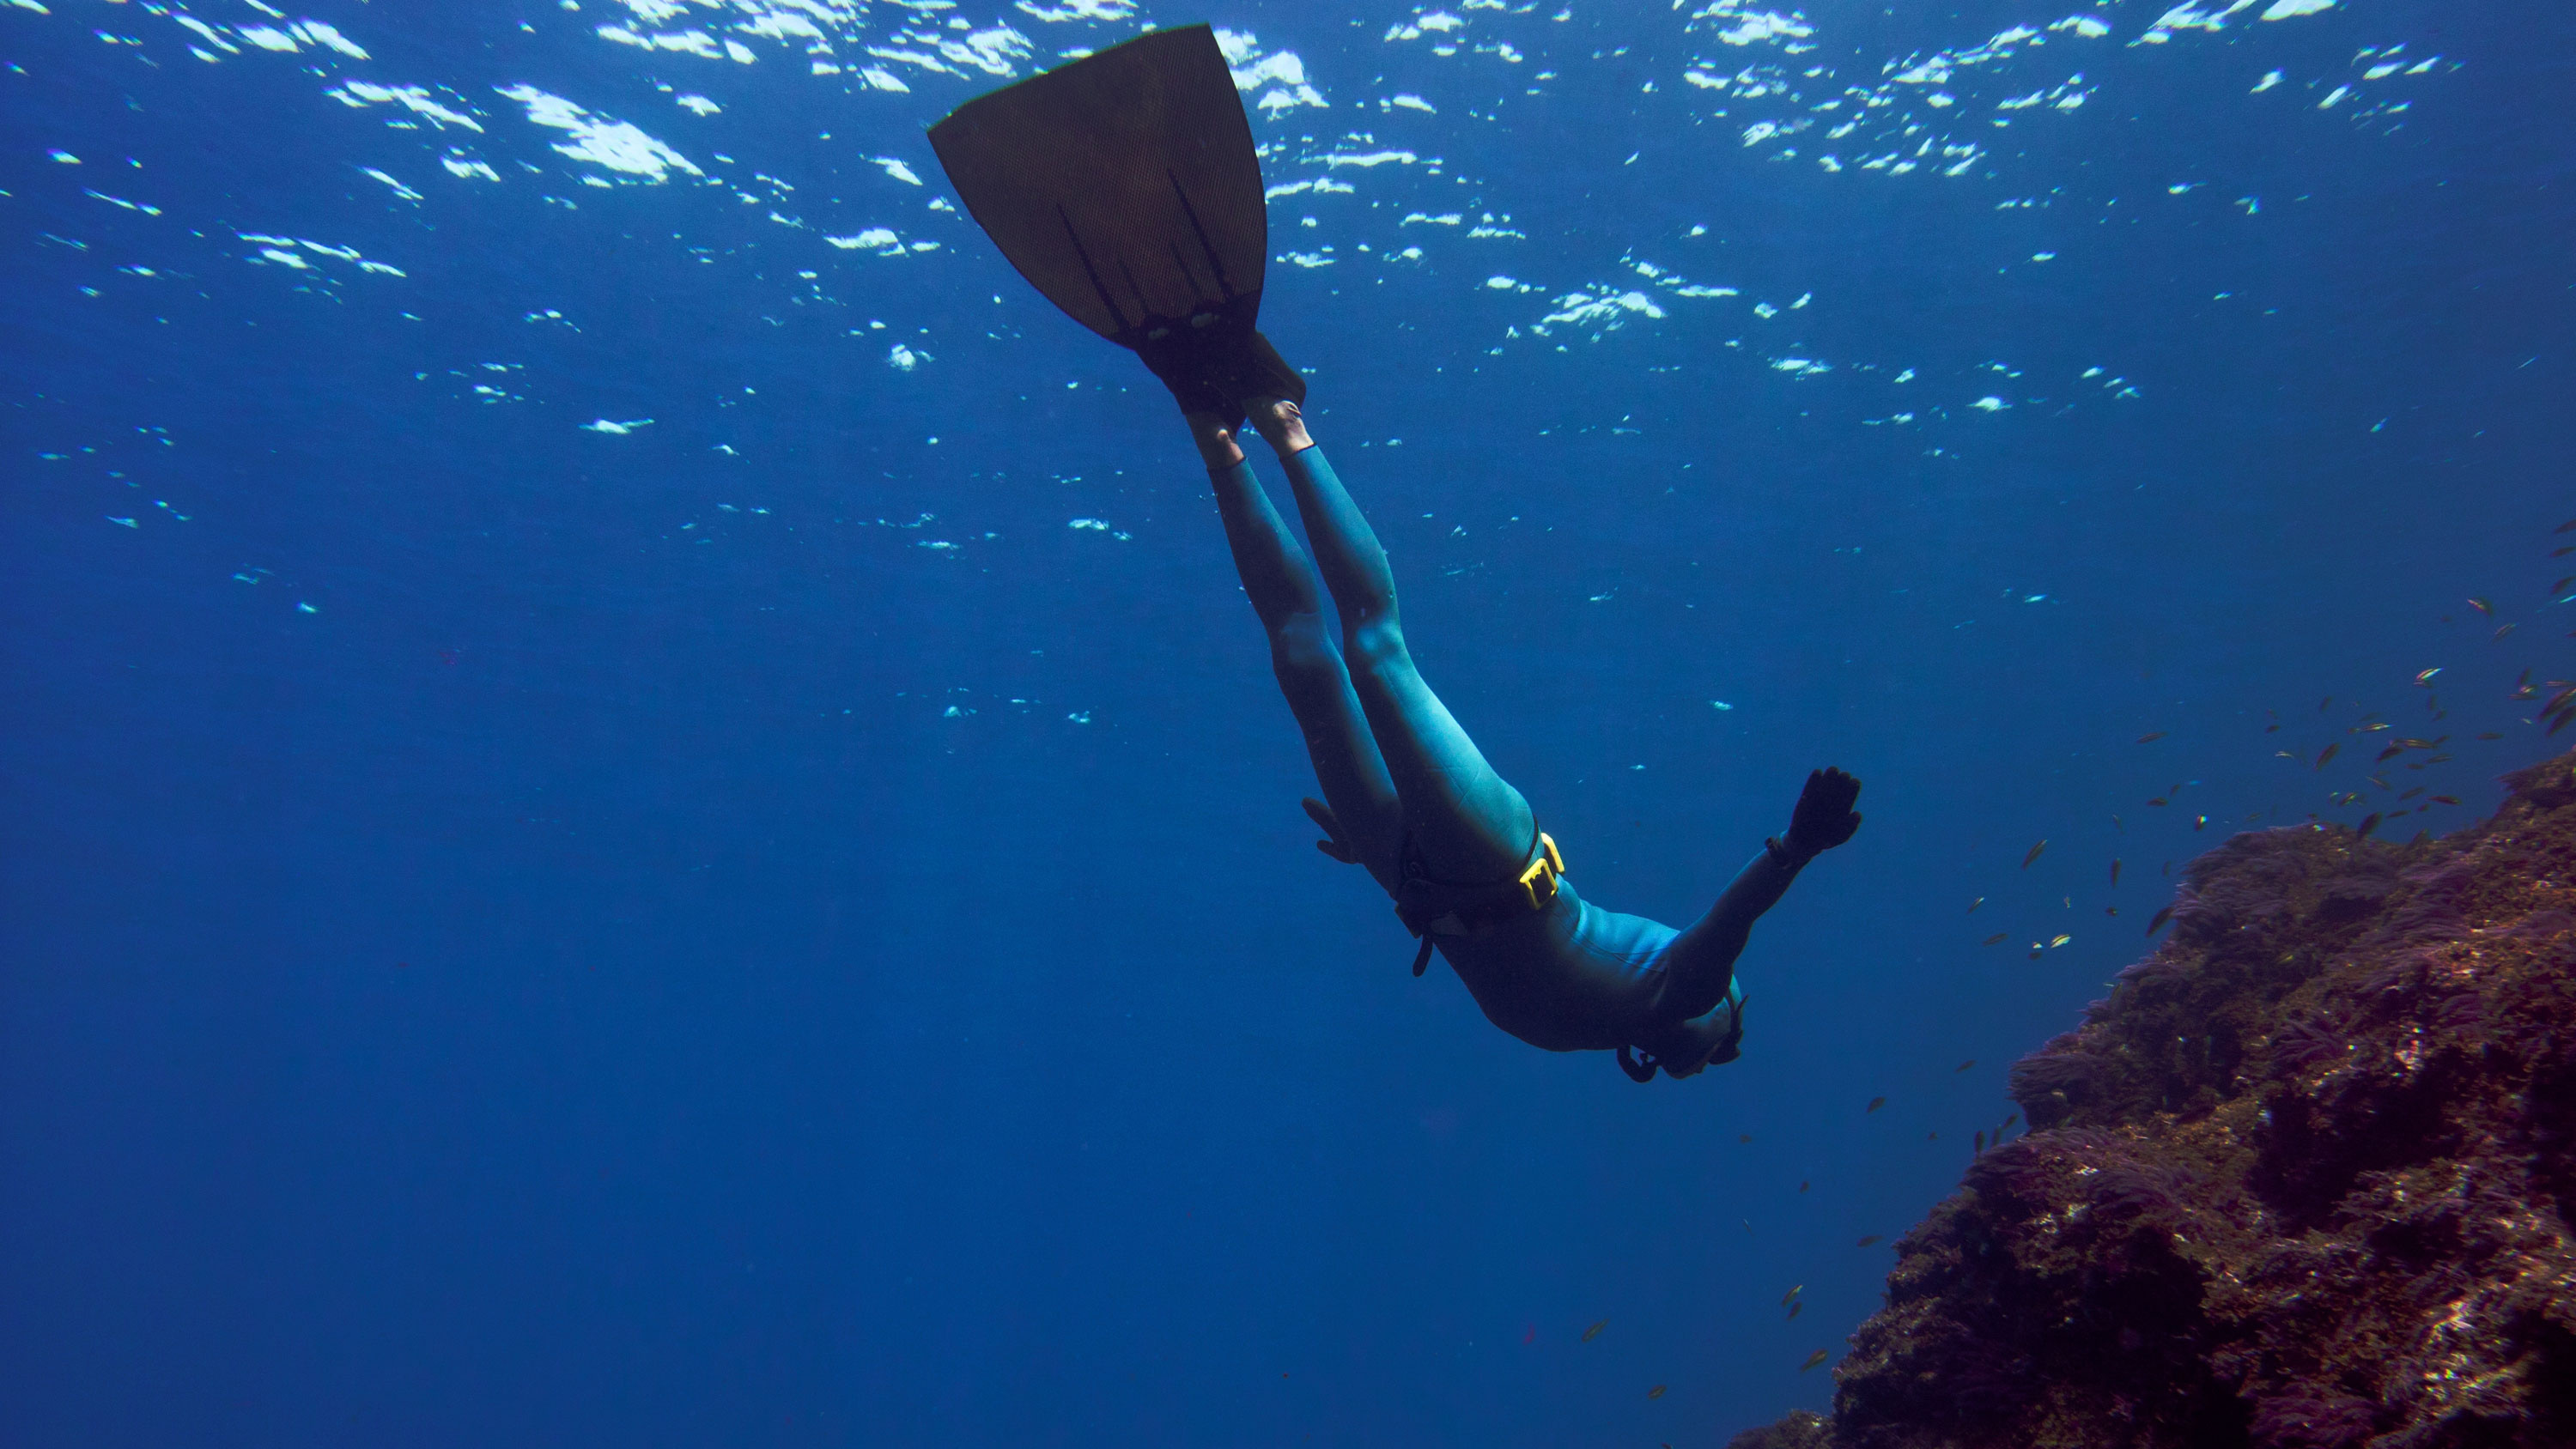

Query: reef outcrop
left=1733, top=752, right=2576, bottom=1449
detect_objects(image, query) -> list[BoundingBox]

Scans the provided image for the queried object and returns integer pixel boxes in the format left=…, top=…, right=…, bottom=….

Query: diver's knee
left=1268, top=611, right=1340, bottom=680
left=1269, top=609, right=1332, bottom=659
left=1344, top=616, right=1411, bottom=675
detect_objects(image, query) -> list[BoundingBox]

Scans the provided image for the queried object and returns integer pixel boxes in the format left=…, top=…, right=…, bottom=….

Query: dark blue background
left=4, top=1, right=2570, bottom=1444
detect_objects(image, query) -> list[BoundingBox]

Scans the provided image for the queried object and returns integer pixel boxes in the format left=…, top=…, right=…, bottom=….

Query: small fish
left=1784, top=1301, right=1802, bottom=1320
left=1583, top=1319, right=1607, bottom=1343
left=1857, top=1234, right=1882, bottom=1246
left=2317, top=743, right=2340, bottom=768
left=2430, top=795, right=2460, bottom=806
left=1982, top=931, right=2008, bottom=945
left=1967, top=895, right=1985, bottom=913
left=1648, top=1385, right=1668, bottom=1399
left=2147, top=797, right=2169, bottom=808
left=1783, top=1285, right=1804, bottom=1305
left=2468, top=597, right=2494, bottom=616
left=1739, top=1134, right=1753, bottom=1144
left=2558, top=518, right=2576, bottom=534
left=2194, top=815, right=2209, bottom=831
left=2049, top=934, right=2071, bottom=948
left=1800, top=1349, right=1831, bottom=1373
left=1955, top=1058, right=1976, bottom=1072
left=2001, top=1113, right=2019, bottom=1129
left=2023, top=840, right=2048, bottom=869
left=2105, top=906, right=2120, bottom=916
left=2110, top=858, right=2123, bottom=887
left=1798, top=1180, right=1810, bottom=1193
left=2136, top=731, right=2167, bottom=743
left=2496, top=624, right=2518, bottom=642
left=1974, top=1129, right=1985, bottom=1153
left=2376, top=744, right=2407, bottom=763
left=1867, top=1096, right=1886, bottom=1113
left=2147, top=905, right=2175, bottom=935
left=2028, top=945, right=2044, bottom=960
left=2412, top=669, right=2440, bottom=685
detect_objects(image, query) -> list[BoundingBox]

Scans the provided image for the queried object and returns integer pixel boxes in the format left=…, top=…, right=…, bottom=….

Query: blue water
left=3, top=2, right=2568, bottom=1444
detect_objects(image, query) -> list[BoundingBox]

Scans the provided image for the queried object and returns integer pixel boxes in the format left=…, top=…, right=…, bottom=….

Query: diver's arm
left=1657, top=768, right=1862, bottom=1019
left=1657, top=846, right=1801, bottom=1016
left=1710, top=843, right=1808, bottom=935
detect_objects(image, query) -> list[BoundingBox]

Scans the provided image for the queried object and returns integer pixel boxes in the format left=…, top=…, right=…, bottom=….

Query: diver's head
left=1627, top=1023, right=1710, bottom=1080
left=1632, top=999, right=1745, bottom=1080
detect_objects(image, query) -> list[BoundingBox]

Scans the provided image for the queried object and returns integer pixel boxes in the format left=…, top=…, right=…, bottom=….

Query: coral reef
left=1733, top=752, right=2576, bottom=1449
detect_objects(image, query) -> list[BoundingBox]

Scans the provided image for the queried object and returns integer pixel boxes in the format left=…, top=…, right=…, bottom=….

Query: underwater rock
left=1731, top=751, right=2576, bottom=1449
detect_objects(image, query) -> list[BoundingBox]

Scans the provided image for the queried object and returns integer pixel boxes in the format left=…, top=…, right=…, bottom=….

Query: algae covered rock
left=1732, top=752, right=2576, bottom=1449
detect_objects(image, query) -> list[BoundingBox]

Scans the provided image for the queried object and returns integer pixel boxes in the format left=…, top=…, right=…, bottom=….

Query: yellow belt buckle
left=1517, top=832, right=1564, bottom=910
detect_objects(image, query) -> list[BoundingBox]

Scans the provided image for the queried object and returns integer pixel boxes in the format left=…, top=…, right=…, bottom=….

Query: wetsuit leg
left=1206, top=457, right=1406, bottom=889
left=1274, top=444, right=1534, bottom=882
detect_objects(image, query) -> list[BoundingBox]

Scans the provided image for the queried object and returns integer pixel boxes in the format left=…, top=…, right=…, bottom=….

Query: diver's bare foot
left=1188, top=411, right=1246, bottom=470
left=1244, top=396, right=1313, bottom=458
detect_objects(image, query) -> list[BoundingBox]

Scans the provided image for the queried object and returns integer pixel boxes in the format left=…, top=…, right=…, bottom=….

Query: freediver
left=928, top=26, right=1864, bottom=1081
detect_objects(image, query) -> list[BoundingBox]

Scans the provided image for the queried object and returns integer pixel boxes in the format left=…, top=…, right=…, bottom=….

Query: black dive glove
left=1133, top=318, right=1305, bottom=428
left=1769, top=767, right=1863, bottom=866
